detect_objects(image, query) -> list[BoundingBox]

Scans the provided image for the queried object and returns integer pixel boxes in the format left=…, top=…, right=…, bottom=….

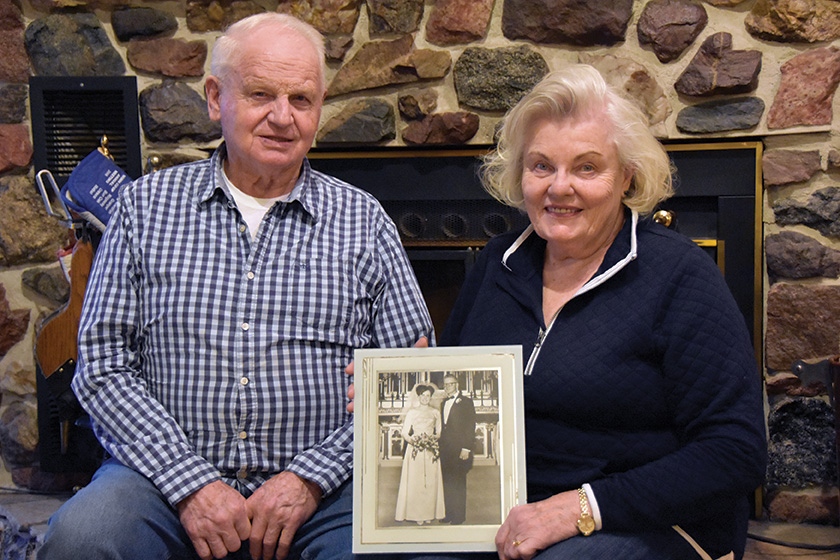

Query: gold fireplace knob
left=653, top=210, right=674, bottom=228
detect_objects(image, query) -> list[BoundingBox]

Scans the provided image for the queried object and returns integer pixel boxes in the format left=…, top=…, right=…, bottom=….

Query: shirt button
left=238, top=431, right=247, bottom=440
left=241, top=322, right=250, bottom=331
left=240, top=377, right=249, bottom=386
left=247, top=271, right=255, bottom=280
left=239, top=224, right=246, bottom=233
left=237, top=467, right=247, bottom=479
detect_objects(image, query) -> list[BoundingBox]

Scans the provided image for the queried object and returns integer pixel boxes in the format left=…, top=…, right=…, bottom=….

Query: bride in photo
left=394, top=383, right=446, bottom=525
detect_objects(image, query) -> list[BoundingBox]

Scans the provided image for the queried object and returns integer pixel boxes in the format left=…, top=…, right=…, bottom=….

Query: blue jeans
left=38, top=460, right=699, bottom=560
left=38, top=458, right=356, bottom=560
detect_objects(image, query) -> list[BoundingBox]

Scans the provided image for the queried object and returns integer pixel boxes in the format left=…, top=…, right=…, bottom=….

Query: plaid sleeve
left=369, top=211, right=435, bottom=348
left=72, top=186, right=220, bottom=507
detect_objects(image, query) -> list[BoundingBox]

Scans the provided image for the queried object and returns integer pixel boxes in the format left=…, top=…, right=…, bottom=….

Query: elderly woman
left=437, top=65, right=766, bottom=560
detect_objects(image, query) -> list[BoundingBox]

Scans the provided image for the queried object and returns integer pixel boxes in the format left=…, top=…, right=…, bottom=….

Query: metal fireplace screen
left=308, top=149, right=530, bottom=246
left=29, top=76, right=142, bottom=186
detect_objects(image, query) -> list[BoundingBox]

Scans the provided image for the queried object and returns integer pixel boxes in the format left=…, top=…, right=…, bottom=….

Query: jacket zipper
left=524, top=306, right=563, bottom=376
left=515, top=212, right=639, bottom=377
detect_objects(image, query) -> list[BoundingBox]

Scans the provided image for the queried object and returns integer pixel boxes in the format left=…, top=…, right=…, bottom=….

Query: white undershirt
left=221, top=168, right=288, bottom=240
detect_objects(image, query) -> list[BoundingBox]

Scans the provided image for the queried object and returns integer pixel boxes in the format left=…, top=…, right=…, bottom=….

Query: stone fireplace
left=1, top=0, right=839, bottom=527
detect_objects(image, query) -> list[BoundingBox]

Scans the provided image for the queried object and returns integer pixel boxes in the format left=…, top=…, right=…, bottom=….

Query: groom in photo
left=438, top=374, right=476, bottom=525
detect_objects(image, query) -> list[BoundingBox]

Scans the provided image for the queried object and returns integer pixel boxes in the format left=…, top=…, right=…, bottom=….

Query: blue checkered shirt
left=74, top=146, right=433, bottom=506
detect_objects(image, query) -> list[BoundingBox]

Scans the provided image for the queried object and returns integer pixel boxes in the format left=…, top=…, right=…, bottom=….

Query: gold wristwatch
left=576, top=487, right=596, bottom=536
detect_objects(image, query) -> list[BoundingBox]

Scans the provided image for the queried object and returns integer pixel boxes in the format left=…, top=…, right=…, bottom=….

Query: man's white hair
left=210, top=13, right=326, bottom=93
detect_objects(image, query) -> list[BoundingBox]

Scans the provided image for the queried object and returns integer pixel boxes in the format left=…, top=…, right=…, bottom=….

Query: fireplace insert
left=309, top=141, right=762, bottom=351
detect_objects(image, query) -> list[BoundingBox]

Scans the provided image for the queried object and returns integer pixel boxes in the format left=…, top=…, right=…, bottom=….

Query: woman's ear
left=622, top=168, right=635, bottom=198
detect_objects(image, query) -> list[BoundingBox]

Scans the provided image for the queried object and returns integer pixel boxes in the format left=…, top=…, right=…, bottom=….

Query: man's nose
left=268, top=96, right=293, bottom=125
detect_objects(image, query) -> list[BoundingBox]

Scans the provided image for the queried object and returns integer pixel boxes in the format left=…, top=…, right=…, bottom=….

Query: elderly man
left=39, top=13, right=432, bottom=560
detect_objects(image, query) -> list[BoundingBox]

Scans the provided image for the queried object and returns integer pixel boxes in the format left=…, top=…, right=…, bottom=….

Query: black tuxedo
left=439, top=393, right=476, bottom=524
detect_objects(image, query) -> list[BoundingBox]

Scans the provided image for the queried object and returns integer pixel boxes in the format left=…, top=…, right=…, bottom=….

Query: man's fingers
left=414, top=336, right=429, bottom=348
left=274, top=527, right=295, bottom=560
left=261, top=524, right=282, bottom=560
left=220, top=530, right=243, bottom=557
left=249, top=515, right=267, bottom=560
left=191, top=538, right=212, bottom=560
left=234, top=513, right=251, bottom=541
left=206, top=535, right=230, bottom=559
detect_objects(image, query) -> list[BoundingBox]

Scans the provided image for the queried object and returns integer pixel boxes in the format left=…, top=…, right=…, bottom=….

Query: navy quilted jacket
left=440, top=210, right=766, bottom=557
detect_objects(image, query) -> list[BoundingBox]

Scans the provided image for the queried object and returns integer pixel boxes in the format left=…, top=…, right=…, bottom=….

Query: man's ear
left=205, top=76, right=221, bottom=122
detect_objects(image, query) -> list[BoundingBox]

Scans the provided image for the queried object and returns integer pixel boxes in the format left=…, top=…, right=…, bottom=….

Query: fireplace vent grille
left=29, top=76, right=142, bottom=185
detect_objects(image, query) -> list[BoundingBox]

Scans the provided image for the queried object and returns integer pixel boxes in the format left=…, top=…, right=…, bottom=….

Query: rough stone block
left=765, top=230, right=840, bottom=280
left=425, top=0, right=493, bottom=45
left=402, top=111, right=479, bottom=145
left=127, top=37, right=208, bottom=78
left=24, top=13, right=125, bottom=76
left=675, top=96, right=764, bottom=133
left=746, top=0, right=840, bottom=43
left=674, top=32, right=761, bottom=96
left=763, top=149, right=821, bottom=187
left=768, top=47, right=840, bottom=129
left=766, top=282, right=840, bottom=370
left=454, top=46, right=548, bottom=112
left=317, top=98, right=395, bottom=144
left=637, top=0, right=707, bottom=63
left=502, top=0, right=633, bottom=46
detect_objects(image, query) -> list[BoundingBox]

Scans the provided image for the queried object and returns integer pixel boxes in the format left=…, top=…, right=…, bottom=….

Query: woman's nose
left=548, top=170, right=574, bottom=195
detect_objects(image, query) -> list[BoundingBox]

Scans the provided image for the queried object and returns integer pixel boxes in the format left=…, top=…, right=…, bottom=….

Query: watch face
left=577, top=516, right=596, bottom=536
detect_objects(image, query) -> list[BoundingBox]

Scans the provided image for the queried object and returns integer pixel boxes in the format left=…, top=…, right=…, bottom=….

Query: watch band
left=576, top=487, right=596, bottom=536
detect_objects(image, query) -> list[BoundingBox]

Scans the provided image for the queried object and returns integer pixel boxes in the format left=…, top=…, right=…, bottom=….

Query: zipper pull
left=534, top=327, right=546, bottom=349
left=523, top=328, right=546, bottom=376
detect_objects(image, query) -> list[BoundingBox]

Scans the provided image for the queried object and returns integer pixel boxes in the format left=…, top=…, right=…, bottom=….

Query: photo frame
left=352, top=345, right=526, bottom=553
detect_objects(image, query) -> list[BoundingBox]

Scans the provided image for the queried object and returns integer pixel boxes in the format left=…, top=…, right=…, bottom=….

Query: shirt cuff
left=153, top=453, right=222, bottom=507
left=582, top=483, right=603, bottom=531
left=286, top=448, right=351, bottom=497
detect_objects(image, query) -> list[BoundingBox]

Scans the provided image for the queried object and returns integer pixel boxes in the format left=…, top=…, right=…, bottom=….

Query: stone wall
left=1, top=0, right=839, bottom=525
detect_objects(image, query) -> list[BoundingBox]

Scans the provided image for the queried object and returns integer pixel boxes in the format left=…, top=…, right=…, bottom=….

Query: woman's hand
left=495, top=490, right=581, bottom=560
left=345, top=336, right=429, bottom=413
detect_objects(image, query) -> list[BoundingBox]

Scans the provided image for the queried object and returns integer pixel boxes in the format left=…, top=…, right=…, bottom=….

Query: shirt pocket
left=287, top=258, right=360, bottom=334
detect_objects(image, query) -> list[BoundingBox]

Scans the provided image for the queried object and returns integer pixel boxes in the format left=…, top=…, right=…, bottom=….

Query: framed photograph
left=352, top=345, right=526, bottom=553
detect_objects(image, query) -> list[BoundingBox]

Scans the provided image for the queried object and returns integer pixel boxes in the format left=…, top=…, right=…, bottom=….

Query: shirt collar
left=501, top=207, right=639, bottom=296
left=199, top=143, right=320, bottom=221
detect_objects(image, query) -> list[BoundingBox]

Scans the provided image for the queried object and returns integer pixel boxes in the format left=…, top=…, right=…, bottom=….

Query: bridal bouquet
left=409, top=433, right=440, bottom=462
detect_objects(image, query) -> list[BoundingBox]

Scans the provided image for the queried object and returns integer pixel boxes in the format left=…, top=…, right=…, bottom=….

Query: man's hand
left=494, top=490, right=580, bottom=560
left=245, top=471, right=322, bottom=560
left=177, top=480, right=251, bottom=560
left=345, top=336, right=429, bottom=413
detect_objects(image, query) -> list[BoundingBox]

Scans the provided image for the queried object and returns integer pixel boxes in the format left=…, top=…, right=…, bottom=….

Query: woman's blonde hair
left=481, top=64, right=673, bottom=215
left=211, top=13, right=326, bottom=93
